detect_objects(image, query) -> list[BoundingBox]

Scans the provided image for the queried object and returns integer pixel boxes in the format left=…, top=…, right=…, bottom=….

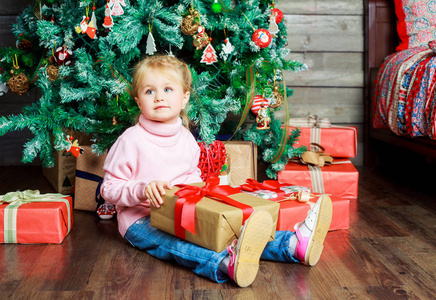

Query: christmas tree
left=0, top=0, right=306, bottom=179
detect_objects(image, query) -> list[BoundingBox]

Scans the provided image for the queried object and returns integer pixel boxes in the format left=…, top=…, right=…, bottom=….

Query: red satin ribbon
left=240, top=179, right=288, bottom=198
left=174, top=177, right=254, bottom=240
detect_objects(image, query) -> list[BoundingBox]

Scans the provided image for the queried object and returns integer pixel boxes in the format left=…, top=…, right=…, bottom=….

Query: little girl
left=101, top=55, right=332, bottom=287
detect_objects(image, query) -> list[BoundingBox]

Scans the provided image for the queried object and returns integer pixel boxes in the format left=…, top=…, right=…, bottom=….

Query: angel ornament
left=220, top=38, right=235, bottom=61
left=268, top=12, right=279, bottom=37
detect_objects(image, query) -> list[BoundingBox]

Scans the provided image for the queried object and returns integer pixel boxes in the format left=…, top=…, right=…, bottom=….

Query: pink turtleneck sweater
left=100, top=115, right=202, bottom=237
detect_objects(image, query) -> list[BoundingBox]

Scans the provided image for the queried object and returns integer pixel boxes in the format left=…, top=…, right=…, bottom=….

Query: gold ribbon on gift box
left=0, top=190, right=71, bottom=243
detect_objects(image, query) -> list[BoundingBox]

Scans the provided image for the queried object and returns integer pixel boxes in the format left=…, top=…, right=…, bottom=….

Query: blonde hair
left=132, top=55, right=192, bottom=128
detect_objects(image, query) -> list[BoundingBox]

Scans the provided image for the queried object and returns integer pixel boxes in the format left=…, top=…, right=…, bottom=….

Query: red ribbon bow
left=174, top=177, right=254, bottom=240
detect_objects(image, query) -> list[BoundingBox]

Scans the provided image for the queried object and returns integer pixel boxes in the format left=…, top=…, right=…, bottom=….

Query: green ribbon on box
left=0, top=190, right=71, bottom=243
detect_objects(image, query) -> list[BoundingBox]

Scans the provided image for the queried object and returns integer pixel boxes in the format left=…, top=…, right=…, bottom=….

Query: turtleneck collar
left=138, top=114, right=182, bottom=138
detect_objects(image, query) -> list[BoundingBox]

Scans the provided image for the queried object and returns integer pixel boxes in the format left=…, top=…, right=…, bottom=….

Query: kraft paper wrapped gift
left=150, top=180, right=279, bottom=252
left=0, top=191, right=73, bottom=244
left=289, top=117, right=358, bottom=158
left=223, top=141, right=257, bottom=186
left=43, top=150, right=77, bottom=195
left=74, top=146, right=107, bottom=211
left=43, top=131, right=93, bottom=194
left=277, top=159, right=359, bottom=199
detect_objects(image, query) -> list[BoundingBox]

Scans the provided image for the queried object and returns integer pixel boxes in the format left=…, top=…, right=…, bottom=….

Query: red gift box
left=290, top=125, right=357, bottom=158
left=278, top=160, right=359, bottom=199
left=0, top=191, right=73, bottom=244
left=274, top=196, right=350, bottom=231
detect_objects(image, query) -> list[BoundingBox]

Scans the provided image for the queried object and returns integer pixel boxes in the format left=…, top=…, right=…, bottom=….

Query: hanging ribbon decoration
left=228, top=60, right=289, bottom=164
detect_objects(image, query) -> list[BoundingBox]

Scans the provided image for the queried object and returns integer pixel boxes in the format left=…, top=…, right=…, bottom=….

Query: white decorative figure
left=109, top=0, right=126, bottom=16
left=146, top=32, right=157, bottom=55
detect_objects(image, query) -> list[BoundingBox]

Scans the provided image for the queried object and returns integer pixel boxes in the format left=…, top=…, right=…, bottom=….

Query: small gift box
left=74, top=146, right=107, bottom=211
left=223, top=141, right=257, bottom=186
left=150, top=178, right=279, bottom=252
left=289, top=115, right=358, bottom=158
left=0, top=190, right=73, bottom=244
left=43, top=150, right=77, bottom=195
left=277, top=159, right=359, bottom=199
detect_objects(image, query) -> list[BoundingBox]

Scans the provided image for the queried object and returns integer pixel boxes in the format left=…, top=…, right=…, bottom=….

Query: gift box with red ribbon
left=289, top=116, right=357, bottom=158
left=277, top=159, right=359, bottom=199
left=0, top=190, right=73, bottom=244
left=238, top=179, right=350, bottom=231
left=150, top=177, right=279, bottom=252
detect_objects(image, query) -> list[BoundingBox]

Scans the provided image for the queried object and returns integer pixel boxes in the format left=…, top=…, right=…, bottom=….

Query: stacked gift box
left=278, top=116, right=359, bottom=199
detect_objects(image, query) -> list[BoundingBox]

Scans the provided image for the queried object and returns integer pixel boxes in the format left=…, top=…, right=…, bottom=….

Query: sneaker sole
left=233, top=210, right=273, bottom=287
left=305, top=195, right=333, bottom=266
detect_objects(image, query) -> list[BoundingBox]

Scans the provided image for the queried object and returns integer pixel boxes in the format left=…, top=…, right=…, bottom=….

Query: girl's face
left=135, top=69, right=190, bottom=124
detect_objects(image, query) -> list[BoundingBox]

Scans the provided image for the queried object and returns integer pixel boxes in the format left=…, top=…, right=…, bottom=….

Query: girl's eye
left=164, top=87, right=172, bottom=92
left=145, top=89, right=154, bottom=95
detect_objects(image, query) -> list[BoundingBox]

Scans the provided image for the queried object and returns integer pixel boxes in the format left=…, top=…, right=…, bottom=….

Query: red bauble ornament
left=252, top=29, right=272, bottom=48
left=272, top=8, right=284, bottom=24
left=251, top=95, right=269, bottom=115
left=197, top=141, right=227, bottom=182
left=54, top=46, right=73, bottom=65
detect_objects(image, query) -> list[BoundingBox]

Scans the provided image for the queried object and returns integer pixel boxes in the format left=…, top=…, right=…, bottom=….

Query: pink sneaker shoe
left=226, top=210, right=273, bottom=287
left=294, top=195, right=332, bottom=266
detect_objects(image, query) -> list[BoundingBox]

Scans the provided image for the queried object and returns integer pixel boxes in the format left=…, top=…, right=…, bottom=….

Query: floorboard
left=1, top=165, right=435, bottom=299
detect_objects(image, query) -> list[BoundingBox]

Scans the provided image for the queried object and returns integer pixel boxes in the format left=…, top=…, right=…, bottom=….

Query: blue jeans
left=124, top=216, right=299, bottom=283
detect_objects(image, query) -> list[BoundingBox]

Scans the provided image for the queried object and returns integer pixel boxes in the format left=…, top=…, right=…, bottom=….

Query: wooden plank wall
left=0, top=0, right=365, bottom=166
left=278, top=0, right=364, bottom=165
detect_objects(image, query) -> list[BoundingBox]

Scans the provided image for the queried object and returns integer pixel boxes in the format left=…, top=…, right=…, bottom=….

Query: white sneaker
left=294, top=195, right=332, bottom=266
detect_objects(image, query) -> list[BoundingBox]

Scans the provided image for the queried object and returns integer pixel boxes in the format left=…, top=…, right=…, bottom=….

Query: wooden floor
left=1, top=164, right=436, bottom=300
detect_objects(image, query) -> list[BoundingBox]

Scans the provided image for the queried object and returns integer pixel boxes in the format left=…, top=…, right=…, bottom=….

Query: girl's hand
left=144, top=180, right=172, bottom=208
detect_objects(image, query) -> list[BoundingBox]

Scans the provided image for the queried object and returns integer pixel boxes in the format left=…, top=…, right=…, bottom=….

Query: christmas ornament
left=54, top=46, right=73, bottom=65
left=46, top=64, right=59, bottom=81
left=252, top=28, right=272, bottom=48
left=220, top=38, right=234, bottom=61
left=256, top=103, right=271, bottom=130
left=270, top=85, right=283, bottom=109
left=271, top=8, right=284, bottom=24
left=86, top=5, right=98, bottom=39
left=197, top=140, right=227, bottom=182
left=181, top=8, right=200, bottom=35
left=102, top=2, right=114, bottom=32
left=109, top=0, right=126, bottom=16
left=17, top=39, right=33, bottom=52
left=268, top=13, right=279, bottom=37
left=193, top=26, right=209, bottom=50
left=0, top=81, right=8, bottom=96
left=7, top=55, right=29, bottom=95
left=250, top=94, right=269, bottom=115
left=146, top=24, right=156, bottom=55
left=201, top=43, right=217, bottom=65
left=97, top=203, right=116, bottom=219
left=211, top=0, right=222, bottom=13
left=66, top=135, right=84, bottom=158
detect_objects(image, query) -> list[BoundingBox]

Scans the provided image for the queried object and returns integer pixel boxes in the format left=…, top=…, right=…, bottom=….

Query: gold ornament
left=46, top=64, right=59, bottom=81
left=181, top=9, right=200, bottom=35
left=270, top=85, right=283, bottom=109
left=7, top=72, right=29, bottom=95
